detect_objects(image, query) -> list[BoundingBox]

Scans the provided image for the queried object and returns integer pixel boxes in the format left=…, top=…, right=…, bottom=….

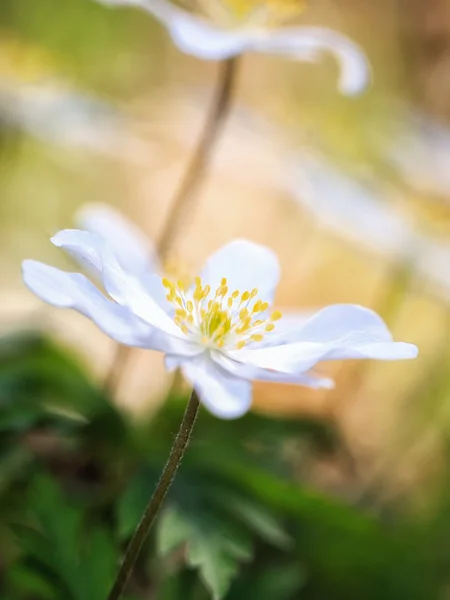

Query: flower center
left=162, top=276, right=282, bottom=349
left=184, top=0, right=305, bottom=27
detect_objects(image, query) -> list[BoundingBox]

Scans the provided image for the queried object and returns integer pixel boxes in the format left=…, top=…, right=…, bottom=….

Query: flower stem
left=102, top=57, right=239, bottom=396
left=156, top=56, right=239, bottom=261
left=107, top=389, right=200, bottom=600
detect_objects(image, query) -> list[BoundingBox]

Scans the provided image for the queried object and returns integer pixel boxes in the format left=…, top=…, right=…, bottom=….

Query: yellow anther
left=271, top=310, right=282, bottom=321
left=231, top=290, right=240, bottom=299
left=236, top=341, right=246, bottom=349
left=241, top=291, right=250, bottom=302
left=194, top=287, right=203, bottom=301
left=195, top=276, right=201, bottom=286
left=250, top=288, right=258, bottom=298
left=252, top=300, right=262, bottom=313
left=187, top=301, right=194, bottom=312
left=260, top=302, right=269, bottom=312
left=227, top=297, right=233, bottom=308
left=214, top=326, right=226, bottom=338
left=239, top=308, right=249, bottom=320
left=175, top=297, right=183, bottom=306
left=219, top=285, right=228, bottom=296
left=251, top=334, right=264, bottom=342
left=203, top=285, right=211, bottom=298
left=177, top=279, right=186, bottom=291
left=201, top=309, right=207, bottom=319
left=221, top=277, right=227, bottom=286
left=208, top=300, right=213, bottom=310
left=253, top=319, right=264, bottom=327
left=265, top=323, right=275, bottom=332
left=181, top=325, right=189, bottom=335
left=187, top=315, right=194, bottom=325
left=162, top=278, right=174, bottom=289
left=175, top=308, right=187, bottom=318
left=217, top=339, right=225, bottom=348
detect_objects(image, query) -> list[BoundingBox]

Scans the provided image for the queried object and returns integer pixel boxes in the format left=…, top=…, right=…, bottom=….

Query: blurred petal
left=253, top=26, right=370, bottom=95
left=289, top=155, right=415, bottom=260
left=76, top=203, right=158, bottom=275
left=212, top=352, right=334, bottom=388
left=198, top=239, right=279, bottom=303
left=100, top=246, right=183, bottom=337
left=182, top=355, right=252, bottom=419
left=168, top=14, right=249, bottom=59
left=22, top=260, right=153, bottom=347
left=229, top=305, right=418, bottom=372
left=94, top=0, right=248, bottom=59
left=51, top=229, right=104, bottom=278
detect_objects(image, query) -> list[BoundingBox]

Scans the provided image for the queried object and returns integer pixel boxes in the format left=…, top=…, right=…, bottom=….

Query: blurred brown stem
left=156, top=56, right=238, bottom=260
left=103, top=57, right=238, bottom=396
left=107, top=389, right=200, bottom=600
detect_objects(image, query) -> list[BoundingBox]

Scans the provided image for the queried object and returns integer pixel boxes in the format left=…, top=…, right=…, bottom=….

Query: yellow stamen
left=271, top=310, right=282, bottom=321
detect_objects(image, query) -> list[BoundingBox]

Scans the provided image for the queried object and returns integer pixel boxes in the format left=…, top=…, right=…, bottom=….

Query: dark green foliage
left=1, top=331, right=450, bottom=599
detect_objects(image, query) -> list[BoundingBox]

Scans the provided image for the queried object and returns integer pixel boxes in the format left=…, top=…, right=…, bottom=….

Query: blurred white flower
left=0, top=77, right=124, bottom=154
left=22, top=229, right=417, bottom=418
left=290, top=153, right=450, bottom=305
left=94, top=0, right=369, bottom=95
left=290, top=154, right=416, bottom=260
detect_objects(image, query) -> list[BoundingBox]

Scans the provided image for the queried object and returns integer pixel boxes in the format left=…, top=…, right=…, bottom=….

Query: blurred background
left=2, top=0, right=450, bottom=598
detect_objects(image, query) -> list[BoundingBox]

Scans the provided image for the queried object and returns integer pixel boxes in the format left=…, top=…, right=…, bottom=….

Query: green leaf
left=210, top=489, right=293, bottom=550
left=82, top=528, right=120, bottom=600
left=229, top=562, right=307, bottom=600
left=157, top=505, right=191, bottom=557
left=6, top=564, right=58, bottom=600
left=157, top=504, right=252, bottom=600
left=187, top=530, right=242, bottom=600
left=117, top=466, right=160, bottom=539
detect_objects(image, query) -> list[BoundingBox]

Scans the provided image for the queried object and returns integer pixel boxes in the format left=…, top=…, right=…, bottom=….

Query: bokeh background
left=2, top=0, right=450, bottom=598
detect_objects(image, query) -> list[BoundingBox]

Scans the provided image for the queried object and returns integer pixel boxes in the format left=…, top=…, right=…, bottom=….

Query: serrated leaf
left=157, top=505, right=191, bottom=557
left=187, top=531, right=241, bottom=600
left=211, top=489, right=293, bottom=550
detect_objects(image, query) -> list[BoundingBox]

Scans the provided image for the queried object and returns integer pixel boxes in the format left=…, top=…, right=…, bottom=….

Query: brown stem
left=102, top=57, right=238, bottom=396
left=156, top=56, right=239, bottom=261
left=107, top=390, right=200, bottom=600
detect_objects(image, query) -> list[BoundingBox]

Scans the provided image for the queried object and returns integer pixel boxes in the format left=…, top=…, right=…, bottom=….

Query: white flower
left=290, top=154, right=416, bottom=260
left=93, top=0, right=369, bottom=96
left=22, top=226, right=417, bottom=419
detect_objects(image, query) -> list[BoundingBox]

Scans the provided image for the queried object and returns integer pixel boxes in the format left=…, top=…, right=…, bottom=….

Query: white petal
left=258, top=309, right=314, bottom=347
left=212, top=351, right=334, bottom=389
left=168, top=14, right=249, bottom=59
left=100, top=246, right=183, bottom=337
left=252, top=26, right=370, bottom=95
left=22, top=260, right=153, bottom=347
left=198, top=239, right=279, bottom=303
left=76, top=203, right=158, bottom=275
left=182, top=355, right=252, bottom=419
left=51, top=229, right=104, bottom=278
left=94, top=0, right=248, bottom=59
left=230, top=304, right=418, bottom=372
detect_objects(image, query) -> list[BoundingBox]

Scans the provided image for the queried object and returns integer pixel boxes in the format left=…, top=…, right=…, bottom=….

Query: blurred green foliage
left=0, top=331, right=449, bottom=599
